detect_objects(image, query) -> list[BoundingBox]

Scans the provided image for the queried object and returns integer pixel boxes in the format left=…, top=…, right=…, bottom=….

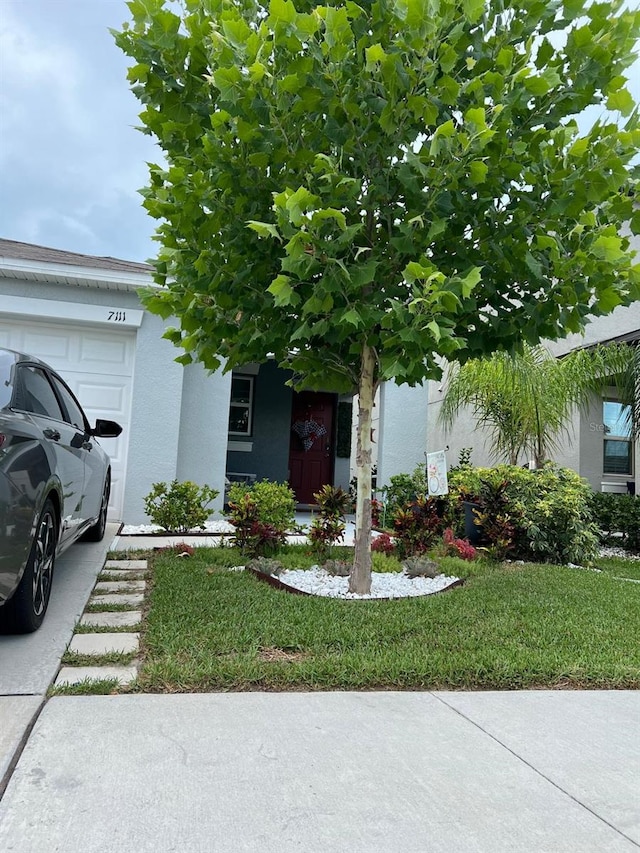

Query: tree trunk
left=349, top=344, right=376, bottom=595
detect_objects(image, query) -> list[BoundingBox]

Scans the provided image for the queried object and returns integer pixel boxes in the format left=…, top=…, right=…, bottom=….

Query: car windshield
left=0, top=350, right=16, bottom=409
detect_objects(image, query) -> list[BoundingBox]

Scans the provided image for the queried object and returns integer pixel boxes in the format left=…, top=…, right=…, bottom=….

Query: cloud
left=0, top=0, right=157, bottom=261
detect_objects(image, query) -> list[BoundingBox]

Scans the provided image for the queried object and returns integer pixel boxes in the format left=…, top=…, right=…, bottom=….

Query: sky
left=0, top=0, right=639, bottom=266
left=0, top=0, right=158, bottom=262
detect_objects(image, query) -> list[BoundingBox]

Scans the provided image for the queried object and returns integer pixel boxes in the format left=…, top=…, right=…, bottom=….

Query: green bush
left=143, top=480, right=219, bottom=533
left=590, top=492, right=640, bottom=551
left=227, top=480, right=296, bottom=530
left=226, top=480, right=296, bottom=556
left=448, top=464, right=599, bottom=565
left=382, top=465, right=427, bottom=521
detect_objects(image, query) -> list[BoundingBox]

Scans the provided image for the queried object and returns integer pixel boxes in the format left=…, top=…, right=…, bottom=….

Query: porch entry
left=288, top=391, right=336, bottom=504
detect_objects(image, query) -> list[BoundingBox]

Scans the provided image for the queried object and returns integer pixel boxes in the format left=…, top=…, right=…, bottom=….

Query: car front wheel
left=1, top=499, right=57, bottom=634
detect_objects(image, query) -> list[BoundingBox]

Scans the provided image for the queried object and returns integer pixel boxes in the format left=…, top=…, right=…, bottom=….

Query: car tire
left=1, top=498, right=58, bottom=634
left=81, top=471, right=110, bottom=543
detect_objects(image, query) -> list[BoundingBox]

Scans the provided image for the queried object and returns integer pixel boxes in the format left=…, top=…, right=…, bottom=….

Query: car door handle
left=43, top=428, right=61, bottom=441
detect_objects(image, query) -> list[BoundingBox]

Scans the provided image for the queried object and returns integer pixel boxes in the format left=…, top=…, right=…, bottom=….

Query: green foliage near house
left=382, top=465, right=428, bottom=521
left=116, top=0, right=640, bottom=593
left=226, top=479, right=296, bottom=554
left=440, top=342, right=637, bottom=467
left=143, top=480, right=219, bottom=533
left=448, top=464, right=600, bottom=565
left=591, top=492, right=640, bottom=551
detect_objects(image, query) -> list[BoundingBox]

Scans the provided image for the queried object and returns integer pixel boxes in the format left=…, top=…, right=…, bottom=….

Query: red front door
left=289, top=391, right=336, bottom=504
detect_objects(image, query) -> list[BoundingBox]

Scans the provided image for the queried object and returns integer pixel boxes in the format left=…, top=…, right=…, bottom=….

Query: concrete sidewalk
left=0, top=691, right=638, bottom=852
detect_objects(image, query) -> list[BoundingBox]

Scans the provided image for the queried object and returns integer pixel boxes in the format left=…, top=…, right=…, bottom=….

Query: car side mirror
left=92, top=419, right=122, bottom=438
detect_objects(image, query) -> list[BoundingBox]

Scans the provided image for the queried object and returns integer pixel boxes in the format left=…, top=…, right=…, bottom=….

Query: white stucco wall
left=122, top=310, right=185, bottom=523
left=376, top=381, right=429, bottom=488
left=176, top=361, right=231, bottom=515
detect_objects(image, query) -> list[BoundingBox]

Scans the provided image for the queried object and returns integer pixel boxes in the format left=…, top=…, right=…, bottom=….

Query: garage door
left=0, top=319, right=135, bottom=520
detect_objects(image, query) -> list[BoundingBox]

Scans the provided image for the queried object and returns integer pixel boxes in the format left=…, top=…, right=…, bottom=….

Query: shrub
left=313, top=484, right=351, bottom=517
left=371, top=498, right=383, bottom=528
left=590, top=492, right=640, bottom=551
left=448, top=463, right=599, bottom=565
left=393, top=495, right=444, bottom=559
left=371, top=533, right=395, bottom=555
left=371, top=551, right=403, bottom=573
left=227, top=479, right=296, bottom=530
left=308, top=485, right=350, bottom=560
left=442, top=528, right=476, bottom=561
left=382, top=465, right=427, bottom=521
left=226, top=492, right=288, bottom=556
left=309, top=515, right=345, bottom=559
left=143, top=480, right=218, bottom=533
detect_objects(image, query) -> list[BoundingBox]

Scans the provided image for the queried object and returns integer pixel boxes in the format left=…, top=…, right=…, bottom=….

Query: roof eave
left=0, top=256, right=159, bottom=291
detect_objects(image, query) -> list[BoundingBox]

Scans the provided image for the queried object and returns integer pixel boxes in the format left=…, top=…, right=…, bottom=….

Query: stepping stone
left=100, top=570, right=146, bottom=579
left=94, top=581, right=146, bottom=593
left=80, top=611, right=141, bottom=628
left=69, top=633, right=140, bottom=655
left=105, top=560, right=147, bottom=570
left=55, top=665, right=138, bottom=687
left=89, top=593, right=144, bottom=607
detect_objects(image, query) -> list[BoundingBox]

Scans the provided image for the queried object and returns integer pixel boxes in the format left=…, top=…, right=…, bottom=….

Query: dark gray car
left=0, top=348, right=121, bottom=633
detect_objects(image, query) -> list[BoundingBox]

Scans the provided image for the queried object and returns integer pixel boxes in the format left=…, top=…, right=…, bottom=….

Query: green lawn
left=594, top=555, right=640, bottom=581
left=135, top=546, right=640, bottom=692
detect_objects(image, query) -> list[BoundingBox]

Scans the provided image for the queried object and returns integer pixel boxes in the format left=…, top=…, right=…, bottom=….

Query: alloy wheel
left=32, top=509, right=56, bottom=617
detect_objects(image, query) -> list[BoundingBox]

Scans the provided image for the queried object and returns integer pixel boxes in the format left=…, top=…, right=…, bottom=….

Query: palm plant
left=439, top=342, right=635, bottom=467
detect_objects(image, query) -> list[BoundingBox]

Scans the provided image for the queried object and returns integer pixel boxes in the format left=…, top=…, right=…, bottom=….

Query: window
left=228, top=374, right=254, bottom=436
left=13, top=366, right=64, bottom=421
left=50, top=374, right=89, bottom=433
left=603, top=401, right=633, bottom=475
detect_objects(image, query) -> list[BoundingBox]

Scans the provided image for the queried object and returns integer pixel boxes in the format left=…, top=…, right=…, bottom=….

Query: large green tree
left=116, top=0, right=640, bottom=593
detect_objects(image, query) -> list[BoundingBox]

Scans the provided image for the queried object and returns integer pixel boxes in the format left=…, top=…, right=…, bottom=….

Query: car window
left=13, top=365, right=65, bottom=421
left=49, top=374, right=89, bottom=432
left=0, top=350, right=16, bottom=409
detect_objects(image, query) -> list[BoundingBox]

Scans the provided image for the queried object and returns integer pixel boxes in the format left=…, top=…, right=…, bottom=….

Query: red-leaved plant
left=371, top=533, right=395, bottom=555
left=442, top=527, right=476, bottom=561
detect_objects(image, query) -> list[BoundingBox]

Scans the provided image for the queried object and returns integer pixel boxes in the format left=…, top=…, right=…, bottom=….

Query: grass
left=593, top=555, right=640, bottom=581
left=74, top=622, right=142, bottom=634
left=49, top=678, right=131, bottom=696
left=61, top=650, right=138, bottom=667
left=135, top=546, right=640, bottom=692
left=85, top=601, right=142, bottom=613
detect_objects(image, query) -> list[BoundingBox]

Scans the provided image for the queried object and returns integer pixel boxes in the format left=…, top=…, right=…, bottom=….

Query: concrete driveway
left=0, top=524, right=117, bottom=787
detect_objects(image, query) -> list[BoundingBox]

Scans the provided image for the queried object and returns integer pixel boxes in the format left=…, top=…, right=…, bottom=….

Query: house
left=425, top=303, right=640, bottom=495
left=2, top=238, right=430, bottom=522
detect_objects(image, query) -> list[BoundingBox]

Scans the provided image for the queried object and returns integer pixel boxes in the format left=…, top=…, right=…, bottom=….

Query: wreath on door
left=292, top=419, right=327, bottom=452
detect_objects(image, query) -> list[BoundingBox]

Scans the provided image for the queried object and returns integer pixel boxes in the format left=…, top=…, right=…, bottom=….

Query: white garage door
left=0, top=319, right=135, bottom=520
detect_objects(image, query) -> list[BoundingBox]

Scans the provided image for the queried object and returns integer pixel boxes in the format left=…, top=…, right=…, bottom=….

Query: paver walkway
left=54, top=559, right=147, bottom=689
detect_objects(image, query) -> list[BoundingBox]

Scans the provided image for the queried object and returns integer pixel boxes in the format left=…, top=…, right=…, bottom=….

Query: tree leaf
left=607, top=88, right=635, bottom=116
left=342, top=308, right=363, bottom=327
left=469, top=160, right=488, bottom=184
left=247, top=221, right=281, bottom=240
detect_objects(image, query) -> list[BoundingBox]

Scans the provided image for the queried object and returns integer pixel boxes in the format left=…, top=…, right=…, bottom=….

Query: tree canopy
left=116, top=0, right=640, bottom=591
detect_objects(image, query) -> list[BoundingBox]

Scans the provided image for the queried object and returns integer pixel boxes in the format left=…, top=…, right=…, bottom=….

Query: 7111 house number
left=107, top=310, right=126, bottom=322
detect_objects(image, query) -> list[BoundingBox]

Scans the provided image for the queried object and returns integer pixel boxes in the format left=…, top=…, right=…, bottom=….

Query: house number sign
left=107, top=310, right=127, bottom=322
